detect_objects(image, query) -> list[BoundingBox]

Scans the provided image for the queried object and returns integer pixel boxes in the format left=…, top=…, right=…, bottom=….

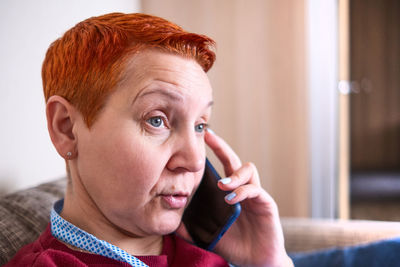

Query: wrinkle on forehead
left=118, top=49, right=205, bottom=88
left=116, top=50, right=212, bottom=102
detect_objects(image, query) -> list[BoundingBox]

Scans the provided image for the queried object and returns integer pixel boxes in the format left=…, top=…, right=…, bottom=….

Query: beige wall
left=142, top=0, right=310, bottom=217
left=0, top=0, right=140, bottom=195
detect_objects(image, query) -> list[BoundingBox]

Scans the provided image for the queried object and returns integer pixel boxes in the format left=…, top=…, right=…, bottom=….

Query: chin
left=153, top=212, right=182, bottom=235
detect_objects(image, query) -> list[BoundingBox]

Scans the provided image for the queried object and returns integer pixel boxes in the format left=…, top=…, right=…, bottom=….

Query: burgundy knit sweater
left=5, top=224, right=229, bottom=267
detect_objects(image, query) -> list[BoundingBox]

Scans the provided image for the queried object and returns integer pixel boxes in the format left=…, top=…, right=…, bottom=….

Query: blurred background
left=0, top=0, right=399, bottom=221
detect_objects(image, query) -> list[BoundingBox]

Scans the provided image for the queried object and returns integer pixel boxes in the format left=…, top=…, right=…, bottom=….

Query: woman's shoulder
left=4, top=225, right=130, bottom=267
left=4, top=224, right=53, bottom=266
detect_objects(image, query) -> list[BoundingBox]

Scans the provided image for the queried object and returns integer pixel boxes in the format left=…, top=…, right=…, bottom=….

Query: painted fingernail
left=219, top=177, right=232, bottom=185
left=206, top=128, right=215, bottom=135
left=225, top=192, right=236, bottom=202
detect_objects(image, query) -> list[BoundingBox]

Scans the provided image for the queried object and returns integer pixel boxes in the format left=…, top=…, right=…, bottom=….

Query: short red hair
left=42, top=13, right=216, bottom=127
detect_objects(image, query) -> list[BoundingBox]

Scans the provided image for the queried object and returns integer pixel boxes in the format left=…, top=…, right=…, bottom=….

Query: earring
left=66, top=152, right=72, bottom=158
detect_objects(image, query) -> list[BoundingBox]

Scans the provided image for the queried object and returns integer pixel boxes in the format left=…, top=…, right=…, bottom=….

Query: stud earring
left=66, top=152, right=72, bottom=158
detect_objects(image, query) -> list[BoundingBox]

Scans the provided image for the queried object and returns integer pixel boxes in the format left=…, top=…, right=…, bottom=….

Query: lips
left=160, top=193, right=188, bottom=209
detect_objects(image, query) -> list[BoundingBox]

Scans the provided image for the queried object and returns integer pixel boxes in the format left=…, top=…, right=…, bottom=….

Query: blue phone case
left=183, top=158, right=241, bottom=251
left=204, top=159, right=241, bottom=250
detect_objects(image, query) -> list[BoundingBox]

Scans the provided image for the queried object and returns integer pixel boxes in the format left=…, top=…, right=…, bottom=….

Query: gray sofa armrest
left=0, top=178, right=66, bottom=265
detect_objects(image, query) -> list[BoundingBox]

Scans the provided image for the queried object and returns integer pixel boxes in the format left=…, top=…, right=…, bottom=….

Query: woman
left=6, top=13, right=293, bottom=266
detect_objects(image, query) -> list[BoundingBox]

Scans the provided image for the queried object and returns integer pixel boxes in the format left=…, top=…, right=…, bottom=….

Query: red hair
left=42, top=13, right=216, bottom=127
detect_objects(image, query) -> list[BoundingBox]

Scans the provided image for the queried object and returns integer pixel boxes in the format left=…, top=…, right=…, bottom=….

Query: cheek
left=103, top=136, right=164, bottom=187
left=79, top=128, right=166, bottom=194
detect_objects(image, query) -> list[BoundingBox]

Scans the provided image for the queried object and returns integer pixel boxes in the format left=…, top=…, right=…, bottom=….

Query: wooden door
left=350, top=0, right=400, bottom=172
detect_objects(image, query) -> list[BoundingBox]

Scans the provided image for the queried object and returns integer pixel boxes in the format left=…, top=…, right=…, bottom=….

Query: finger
left=218, top=162, right=261, bottom=191
left=224, top=184, right=270, bottom=205
left=224, top=184, right=278, bottom=214
left=205, top=129, right=241, bottom=176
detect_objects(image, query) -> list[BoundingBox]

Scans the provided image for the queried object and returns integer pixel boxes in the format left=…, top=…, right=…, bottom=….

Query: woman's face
left=73, top=50, right=213, bottom=237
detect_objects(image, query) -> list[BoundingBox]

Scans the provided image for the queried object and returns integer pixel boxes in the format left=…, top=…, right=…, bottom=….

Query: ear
left=46, top=95, right=79, bottom=159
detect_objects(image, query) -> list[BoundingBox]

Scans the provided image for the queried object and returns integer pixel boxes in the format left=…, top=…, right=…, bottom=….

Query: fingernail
left=225, top=192, right=236, bottom=201
left=206, top=128, right=215, bottom=135
left=219, top=177, right=232, bottom=185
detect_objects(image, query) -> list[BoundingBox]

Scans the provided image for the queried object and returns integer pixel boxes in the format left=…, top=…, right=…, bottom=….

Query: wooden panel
left=350, top=0, right=400, bottom=172
left=142, top=0, right=310, bottom=217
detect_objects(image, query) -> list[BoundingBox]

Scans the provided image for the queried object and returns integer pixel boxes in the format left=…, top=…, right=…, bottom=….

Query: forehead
left=117, top=50, right=213, bottom=101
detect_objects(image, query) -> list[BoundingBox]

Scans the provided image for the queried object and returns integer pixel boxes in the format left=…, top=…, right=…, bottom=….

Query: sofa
left=1, top=179, right=400, bottom=265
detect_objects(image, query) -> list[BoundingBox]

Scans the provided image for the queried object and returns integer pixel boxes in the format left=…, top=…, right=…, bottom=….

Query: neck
left=60, top=179, right=163, bottom=256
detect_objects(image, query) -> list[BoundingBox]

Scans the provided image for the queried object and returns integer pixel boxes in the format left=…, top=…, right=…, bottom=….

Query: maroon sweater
left=5, top=224, right=229, bottom=267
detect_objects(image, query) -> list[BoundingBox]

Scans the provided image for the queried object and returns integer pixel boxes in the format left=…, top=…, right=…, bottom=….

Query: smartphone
left=182, top=158, right=241, bottom=251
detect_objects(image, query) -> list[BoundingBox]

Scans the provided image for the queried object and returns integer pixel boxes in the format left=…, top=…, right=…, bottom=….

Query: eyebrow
left=135, top=88, right=184, bottom=104
left=133, top=87, right=214, bottom=108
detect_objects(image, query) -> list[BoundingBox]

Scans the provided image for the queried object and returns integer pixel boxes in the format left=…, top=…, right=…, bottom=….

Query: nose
left=166, top=130, right=205, bottom=173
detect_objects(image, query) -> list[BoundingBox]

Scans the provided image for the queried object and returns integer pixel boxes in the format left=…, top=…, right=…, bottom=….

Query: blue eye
left=147, top=116, right=164, bottom=128
left=195, top=123, right=207, bottom=133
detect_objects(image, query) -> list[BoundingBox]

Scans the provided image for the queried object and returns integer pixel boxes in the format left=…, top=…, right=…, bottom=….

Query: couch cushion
left=0, top=178, right=66, bottom=265
left=282, top=217, right=400, bottom=253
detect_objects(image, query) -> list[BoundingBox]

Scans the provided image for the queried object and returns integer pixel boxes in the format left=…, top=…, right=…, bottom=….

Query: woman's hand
left=202, top=130, right=293, bottom=267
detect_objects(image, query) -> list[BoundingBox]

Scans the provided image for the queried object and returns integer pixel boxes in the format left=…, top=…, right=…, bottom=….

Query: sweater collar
left=50, top=199, right=148, bottom=267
